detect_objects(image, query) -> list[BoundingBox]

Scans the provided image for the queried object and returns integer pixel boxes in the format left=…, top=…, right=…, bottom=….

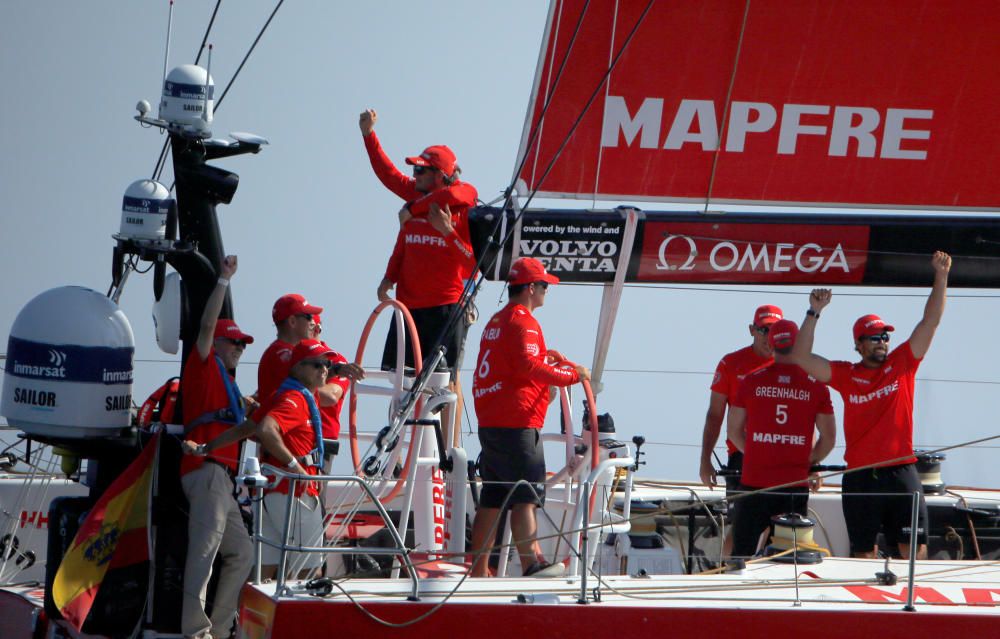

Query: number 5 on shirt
left=776, top=404, right=788, bottom=424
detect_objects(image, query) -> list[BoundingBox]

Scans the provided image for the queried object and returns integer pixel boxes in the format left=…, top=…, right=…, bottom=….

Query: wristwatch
left=806, top=308, right=820, bottom=319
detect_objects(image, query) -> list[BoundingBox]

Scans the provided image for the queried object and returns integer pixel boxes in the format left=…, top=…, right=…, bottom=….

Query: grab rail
left=249, top=463, right=420, bottom=600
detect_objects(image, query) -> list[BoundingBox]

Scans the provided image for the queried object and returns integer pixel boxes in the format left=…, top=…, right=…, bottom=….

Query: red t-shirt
left=733, top=363, right=833, bottom=488
left=257, top=338, right=294, bottom=404
left=319, top=347, right=350, bottom=440
left=364, top=131, right=478, bottom=309
left=473, top=303, right=579, bottom=429
left=710, top=345, right=773, bottom=454
left=180, top=348, right=241, bottom=476
left=828, top=340, right=921, bottom=469
left=255, top=389, right=321, bottom=496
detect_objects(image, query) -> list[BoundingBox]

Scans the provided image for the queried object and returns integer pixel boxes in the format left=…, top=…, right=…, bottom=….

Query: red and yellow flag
left=52, top=433, right=159, bottom=630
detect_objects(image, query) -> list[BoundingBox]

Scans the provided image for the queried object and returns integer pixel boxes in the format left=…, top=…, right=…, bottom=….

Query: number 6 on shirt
left=477, top=349, right=491, bottom=379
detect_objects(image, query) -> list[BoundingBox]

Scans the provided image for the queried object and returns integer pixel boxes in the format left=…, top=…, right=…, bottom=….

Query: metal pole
left=578, top=481, right=590, bottom=604
left=275, top=482, right=297, bottom=594
left=252, top=486, right=262, bottom=585
left=904, top=490, right=920, bottom=612
left=792, top=523, right=801, bottom=607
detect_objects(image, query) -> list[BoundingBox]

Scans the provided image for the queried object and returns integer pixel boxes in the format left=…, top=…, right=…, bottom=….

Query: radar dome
left=159, top=64, right=214, bottom=131
left=120, top=179, right=172, bottom=240
left=1, top=287, right=135, bottom=439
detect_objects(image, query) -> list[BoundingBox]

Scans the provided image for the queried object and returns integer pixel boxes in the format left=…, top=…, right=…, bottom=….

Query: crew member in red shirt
left=311, top=314, right=365, bottom=468
left=178, top=255, right=254, bottom=639
left=253, top=339, right=338, bottom=577
left=727, top=319, right=836, bottom=558
left=360, top=109, right=478, bottom=376
left=469, top=257, right=589, bottom=578
left=699, top=304, right=784, bottom=491
left=257, top=294, right=323, bottom=403
left=792, top=252, right=952, bottom=559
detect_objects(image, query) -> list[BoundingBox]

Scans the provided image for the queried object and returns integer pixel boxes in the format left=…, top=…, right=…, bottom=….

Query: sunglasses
left=295, top=313, right=315, bottom=322
left=534, top=281, right=549, bottom=290
left=302, top=359, right=333, bottom=370
left=862, top=332, right=891, bottom=344
left=219, top=338, right=247, bottom=348
left=754, top=325, right=770, bottom=335
left=413, top=165, right=435, bottom=176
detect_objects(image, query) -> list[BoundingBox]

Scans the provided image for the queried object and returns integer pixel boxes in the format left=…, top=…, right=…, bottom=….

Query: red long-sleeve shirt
left=472, top=303, right=579, bottom=429
left=364, top=132, right=478, bottom=309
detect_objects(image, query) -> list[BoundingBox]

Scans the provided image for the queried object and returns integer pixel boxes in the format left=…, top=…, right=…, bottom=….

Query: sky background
left=2, top=2, right=999, bottom=488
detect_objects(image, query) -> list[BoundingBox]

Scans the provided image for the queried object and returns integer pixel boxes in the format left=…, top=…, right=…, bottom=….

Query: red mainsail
left=516, top=0, right=1000, bottom=210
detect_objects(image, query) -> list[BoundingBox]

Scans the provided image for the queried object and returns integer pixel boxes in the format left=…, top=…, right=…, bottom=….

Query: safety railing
left=248, top=462, right=421, bottom=600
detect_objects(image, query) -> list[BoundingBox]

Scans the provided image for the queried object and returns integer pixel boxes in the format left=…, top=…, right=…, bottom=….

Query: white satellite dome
left=159, top=64, right=214, bottom=131
left=1, top=287, right=135, bottom=439
left=120, top=179, right=172, bottom=240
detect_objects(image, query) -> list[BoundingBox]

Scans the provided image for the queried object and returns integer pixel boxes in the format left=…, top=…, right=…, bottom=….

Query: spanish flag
left=52, top=433, right=159, bottom=631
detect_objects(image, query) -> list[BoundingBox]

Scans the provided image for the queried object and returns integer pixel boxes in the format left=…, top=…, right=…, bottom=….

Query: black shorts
left=841, top=463, right=929, bottom=554
left=731, top=485, right=809, bottom=558
left=381, top=303, right=468, bottom=375
left=478, top=427, right=546, bottom=508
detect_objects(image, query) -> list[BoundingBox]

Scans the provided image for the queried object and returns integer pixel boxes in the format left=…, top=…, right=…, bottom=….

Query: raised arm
left=195, top=255, right=237, bottom=360
left=360, top=109, right=419, bottom=201
left=699, top=391, right=729, bottom=488
left=908, top=251, right=951, bottom=359
left=726, top=405, right=748, bottom=453
left=789, top=288, right=833, bottom=383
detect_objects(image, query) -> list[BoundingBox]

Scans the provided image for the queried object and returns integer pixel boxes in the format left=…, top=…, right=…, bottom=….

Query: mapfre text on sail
left=602, top=97, right=932, bottom=160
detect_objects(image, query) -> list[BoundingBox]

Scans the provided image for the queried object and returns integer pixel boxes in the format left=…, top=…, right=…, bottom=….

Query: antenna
left=162, top=0, right=174, bottom=91
left=203, top=44, right=212, bottom=123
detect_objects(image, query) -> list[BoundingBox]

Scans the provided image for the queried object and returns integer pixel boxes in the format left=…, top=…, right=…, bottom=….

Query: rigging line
left=153, top=0, right=224, bottom=182
left=702, top=0, right=752, bottom=213
left=591, top=0, right=620, bottom=206
left=518, top=0, right=657, bottom=214
left=215, top=0, right=285, bottom=108
left=558, top=281, right=1000, bottom=298
left=420, top=0, right=656, bottom=352
left=511, top=0, right=593, bottom=203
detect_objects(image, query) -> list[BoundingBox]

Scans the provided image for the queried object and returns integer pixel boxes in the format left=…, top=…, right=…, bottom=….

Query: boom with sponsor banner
left=468, top=207, right=1000, bottom=287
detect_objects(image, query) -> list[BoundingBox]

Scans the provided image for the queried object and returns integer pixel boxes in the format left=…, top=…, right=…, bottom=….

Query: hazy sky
left=2, top=2, right=998, bottom=487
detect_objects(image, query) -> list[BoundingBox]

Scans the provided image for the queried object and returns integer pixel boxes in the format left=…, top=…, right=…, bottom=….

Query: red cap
left=272, top=294, right=323, bottom=323
left=313, top=314, right=322, bottom=328
left=288, top=339, right=335, bottom=369
left=405, top=145, right=458, bottom=176
left=753, top=304, right=784, bottom=327
left=768, top=319, right=799, bottom=350
left=507, top=257, right=560, bottom=286
left=214, top=319, right=254, bottom=344
left=853, top=314, right=895, bottom=340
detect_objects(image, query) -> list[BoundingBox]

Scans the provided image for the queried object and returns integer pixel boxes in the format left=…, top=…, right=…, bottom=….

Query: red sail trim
left=516, top=0, right=1000, bottom=210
